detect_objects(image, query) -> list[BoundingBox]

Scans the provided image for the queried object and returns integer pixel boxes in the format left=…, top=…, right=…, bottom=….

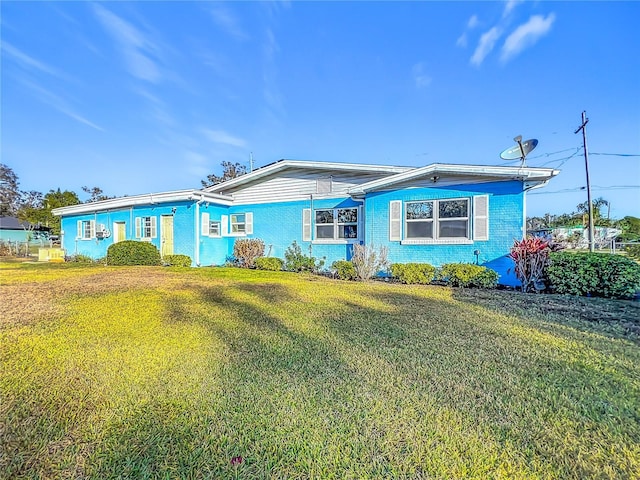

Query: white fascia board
left=351, top=163, right=560, bottom=193
left=204, top=159, right=413, bottom=193
left=52, top=190, right=233, bottom=216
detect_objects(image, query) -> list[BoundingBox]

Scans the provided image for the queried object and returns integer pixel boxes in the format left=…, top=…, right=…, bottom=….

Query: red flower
left=231, top=456, right=244, bottom=466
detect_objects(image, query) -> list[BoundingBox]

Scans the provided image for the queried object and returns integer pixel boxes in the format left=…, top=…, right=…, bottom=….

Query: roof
left=203, top=159, right=413, bottom=193
left=0, top=216, right=32, bottom=230
left=349, top=163, right=561, bottom=194
left=52, top=190, right=234, bottom=217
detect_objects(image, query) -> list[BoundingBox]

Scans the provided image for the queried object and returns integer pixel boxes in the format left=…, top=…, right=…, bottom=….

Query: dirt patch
left=0, top=268, right=182, bottom=329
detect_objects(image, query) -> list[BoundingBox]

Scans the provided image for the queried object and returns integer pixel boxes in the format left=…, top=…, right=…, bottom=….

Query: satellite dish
left=500, top=137, right=538, bottom=165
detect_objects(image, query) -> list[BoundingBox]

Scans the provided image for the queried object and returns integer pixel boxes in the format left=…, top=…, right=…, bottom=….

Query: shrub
left=106, top=241, right=161, bottom=266
left=509, top=237, right=551, bottom=292
left=66, top=254, right=94, bottom=264
left=625, top=244, right=640, bottom=261
left=233, top=239, right=265, bottom=268
left=438, top=263, right=498, bottom=288
left=255, top=257, right=284, bottom=271
left=332, top=260, right=357, bottom=280
left=546, top=252, right=640, bottom=299
left=164, top=254, right=192, bottom=267
left=284, top=241, right=324, bottom=273
left=351, top=244, right=389, bottom=281
left=390, top=263, right=436, bottom=284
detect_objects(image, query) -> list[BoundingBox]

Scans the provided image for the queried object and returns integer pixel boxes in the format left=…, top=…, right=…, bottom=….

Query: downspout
left=194, top=195, right=205, bottom=266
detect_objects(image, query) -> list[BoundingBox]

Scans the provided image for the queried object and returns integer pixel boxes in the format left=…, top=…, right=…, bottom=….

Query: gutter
left=193, top=194, right=205, bottom=267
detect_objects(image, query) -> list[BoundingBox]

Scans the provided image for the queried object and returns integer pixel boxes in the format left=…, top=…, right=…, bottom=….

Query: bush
left=164, top=254, right=192, bottom=267
left=66, top=254, right=94, bottom=264
left=106, top=241, right=162, bottom=266
left=509, top=237, right=551, bottom=292
left=547, top=252, right=640, bottom=299
left=233, top=239, right=265, bottom=268
left=390, top=263, right=436, bottom=284
left=255, top=257, right=284, bottom=271
left=625, top=244, right=640, bottom=261
left=438, top=263, right=498, bottom=288
left=351, top=244, right=389, bottom=281
left=284, top=241, right=324, bottom=273
left=332, top=260, right=357, bottom=280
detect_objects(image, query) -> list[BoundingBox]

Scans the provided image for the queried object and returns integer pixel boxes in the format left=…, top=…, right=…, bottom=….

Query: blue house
left=52, top=160, right=559, bottom=283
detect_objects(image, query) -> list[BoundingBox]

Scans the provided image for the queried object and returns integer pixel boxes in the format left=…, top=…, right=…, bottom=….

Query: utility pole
left=250, top=152, right=254, bottom=172
left=575, top=111, right=595, bottom=252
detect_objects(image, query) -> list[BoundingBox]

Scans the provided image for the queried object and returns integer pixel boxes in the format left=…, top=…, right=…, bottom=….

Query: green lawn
left=1, top=262, right=639, bottom=479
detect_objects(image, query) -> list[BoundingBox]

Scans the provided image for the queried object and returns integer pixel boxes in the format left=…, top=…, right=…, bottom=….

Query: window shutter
left=221, top=215, right=229, bottom=236
left=245, top=212, right=253, bottom=235
left=389, top=201, right=401, bottom=241
left=135, top=218, right=141, bottom=238
left=473, top=195, right=489, bottom=241
left=201, top=212, right=210, bottom=237
left=150, top=217, right=157, bottom=238
left=77, top=221, right=82, bottom=239
left=358, top=205, right=364, bottom=240
left=302, top=208, right=311, bottom=241
left=89, top=220, right=96, bottom=239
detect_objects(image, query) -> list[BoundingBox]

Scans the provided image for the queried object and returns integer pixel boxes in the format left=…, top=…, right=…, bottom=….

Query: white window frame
left=312, top=207, right=360, bottom=243
left=209, top=221, right=221, bottom=237
left=402, top=198, right=472, bottom=245
left=230, top=213, right=246, bottom=235
left=77, top=220, right=95, bottom=240
left=135, top=216, right=157, bottom=239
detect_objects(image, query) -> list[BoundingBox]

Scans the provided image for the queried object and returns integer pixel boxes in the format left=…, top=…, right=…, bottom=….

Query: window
left=209, top=221, right=221, bottom=237
left=314, top=207, right=358, bottom=241
left=230, top=214, right=245, bottom=234
left=135, top=216, right=157, bottom=239
left=77, top=220, right=95, bottom=240
left=405, top=198, right=469, bottom=240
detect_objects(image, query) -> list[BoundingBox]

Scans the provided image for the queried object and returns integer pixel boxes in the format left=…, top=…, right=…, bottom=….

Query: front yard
left=1, top=262, right=638, bottom=478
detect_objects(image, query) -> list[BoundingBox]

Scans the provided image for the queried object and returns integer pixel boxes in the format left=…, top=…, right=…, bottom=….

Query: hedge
left=439, top=263, right=498, bottom=288
left=163, top=254, right=192, bottom=267
left=106, top=241, right=162, bottom=266
left=255, top=257, right=284, bottom=271
left=546, top=252, right=640, bottom=299
left=390, top=263, right=436, bottom=284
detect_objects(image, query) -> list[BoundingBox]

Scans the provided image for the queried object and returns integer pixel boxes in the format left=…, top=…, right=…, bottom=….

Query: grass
left=1, top=263, right=639, bottom=479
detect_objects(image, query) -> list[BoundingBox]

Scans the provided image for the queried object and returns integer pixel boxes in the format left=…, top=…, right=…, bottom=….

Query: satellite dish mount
left=500, top=135, right=538, bottom=166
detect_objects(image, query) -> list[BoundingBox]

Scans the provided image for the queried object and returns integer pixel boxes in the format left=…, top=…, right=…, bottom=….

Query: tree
left=201, top=161, right=247, bottom=188
left=40, top=189, right=81, bottom=235
left=576, top=197, right=609, bottom=221
left=82, top=186, right=113, bottom=203
left=0, top=163, right=21, bottom=216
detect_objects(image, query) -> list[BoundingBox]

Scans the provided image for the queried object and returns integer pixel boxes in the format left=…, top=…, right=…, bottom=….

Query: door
left=113, top=222, right=126, bottom=243
left=161, top=215, right=174, bottom=257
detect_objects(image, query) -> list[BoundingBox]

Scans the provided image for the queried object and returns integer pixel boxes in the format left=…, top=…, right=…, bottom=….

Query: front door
left=161, top=215, right=174, bottom=257
left=113, top=222, right=126, bottom=243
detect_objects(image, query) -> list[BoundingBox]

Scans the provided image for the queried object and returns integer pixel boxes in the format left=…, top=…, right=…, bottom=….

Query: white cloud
left=470, top=27, right=502, bottom=66
left=501, top=13, right=556, bottom=62
left=2, top=42, right=69, bottom=79
left=210, top=5, right=249, bottom=40
left=412, top=63, right=432, bottom=89
left=456, top=33, right=467, bottom=48
left=467, top=15, right=479, bottom=29
left=93, top=4, right=161, bottom=82
left=18, top=78, right=104, bottom=131
left=503, top=0, right=523, bottom=18
left=202, top=129, right=247, bottom=148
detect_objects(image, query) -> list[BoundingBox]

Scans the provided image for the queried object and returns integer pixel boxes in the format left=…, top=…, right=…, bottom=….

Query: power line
left=590, top=152, right=640, bottom=157
left=528, top=184, right=640, bottom=195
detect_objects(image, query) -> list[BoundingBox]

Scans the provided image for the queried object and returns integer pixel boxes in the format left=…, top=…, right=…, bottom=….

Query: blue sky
left=2, top=1, right=639, bottom=218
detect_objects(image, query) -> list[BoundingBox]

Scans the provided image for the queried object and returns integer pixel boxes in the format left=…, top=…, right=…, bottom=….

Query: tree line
left=527, top=197, right=640, bottom=242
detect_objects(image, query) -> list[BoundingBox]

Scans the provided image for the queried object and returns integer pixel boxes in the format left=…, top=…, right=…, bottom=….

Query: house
left=0, top=216, right=50, bottom=243
left=52, top=160, right=559, bottom=284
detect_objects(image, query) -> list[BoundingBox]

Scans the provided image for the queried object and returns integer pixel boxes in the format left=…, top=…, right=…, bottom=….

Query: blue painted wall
left=60, top=201, right=195, bottom=260
left=58, top=180, right=525, bottom=285
left=364, top=181, right=525, bottom=283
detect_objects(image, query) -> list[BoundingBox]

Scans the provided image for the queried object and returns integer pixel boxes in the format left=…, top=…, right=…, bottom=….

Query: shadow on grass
left=75, top=276, right=640, bottom=478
